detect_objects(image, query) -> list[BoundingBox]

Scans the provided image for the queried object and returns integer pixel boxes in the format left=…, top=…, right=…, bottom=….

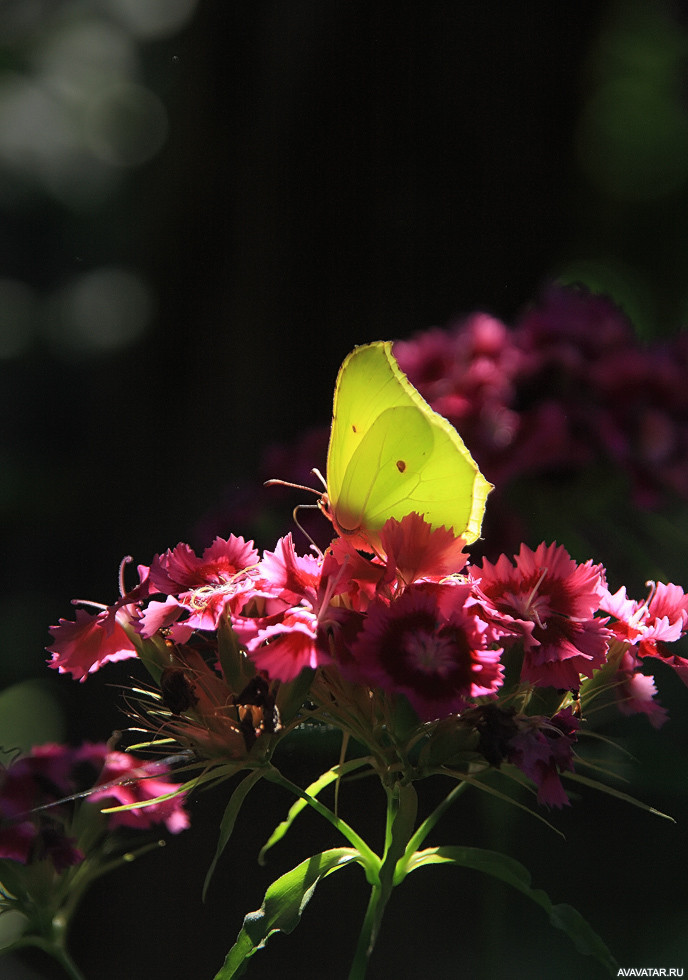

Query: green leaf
left=203, top=769, right=265, bottom=901
left=258, top=758, right=371, bottom=864
left=217, top=616, right=250, bottom=691
left=405, top=845, right=618, bottom=974
left=563, top=770, right=675, bottom=821
left=214, top=848, right=360, bottom=979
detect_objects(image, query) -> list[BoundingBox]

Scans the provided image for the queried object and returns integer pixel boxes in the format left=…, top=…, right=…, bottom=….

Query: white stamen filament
left=119, top=555, right=134, bottom=597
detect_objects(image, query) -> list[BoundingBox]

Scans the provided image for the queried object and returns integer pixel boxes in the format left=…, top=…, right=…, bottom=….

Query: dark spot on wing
left=396, top=459, right=406, bottom=473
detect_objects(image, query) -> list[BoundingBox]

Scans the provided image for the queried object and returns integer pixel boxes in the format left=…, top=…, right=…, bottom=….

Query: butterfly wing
left=326, top=341, right=491, bottom=544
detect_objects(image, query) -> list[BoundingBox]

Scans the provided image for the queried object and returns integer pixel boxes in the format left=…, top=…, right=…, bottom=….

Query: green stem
left=264, top=766, right=380, bottom=878
left=395, top=779, right=469, bottom=882
left=6, top=936, right=86, bottom=980
left=348, top=780, right=419, bottom=978
left=348, top=881, right=386, bottom=980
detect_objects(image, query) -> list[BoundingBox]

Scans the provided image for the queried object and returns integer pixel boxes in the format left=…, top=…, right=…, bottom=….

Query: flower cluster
left=395, top=283, right=688, bottom=505
left=0, top=741, right=189, bottom=973
left=47, top=519, right=688, bottom=809
left=0, top=742, right=189, bottom=872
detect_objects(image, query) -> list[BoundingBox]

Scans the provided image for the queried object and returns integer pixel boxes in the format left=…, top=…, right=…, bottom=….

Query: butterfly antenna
left=264, top=477, right=321, bottom=495
left=311, top=468, right=327, bottom=490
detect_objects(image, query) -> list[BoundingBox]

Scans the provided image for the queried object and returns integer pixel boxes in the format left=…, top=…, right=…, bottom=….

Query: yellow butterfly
left=323, top=341, right=491, bottom=546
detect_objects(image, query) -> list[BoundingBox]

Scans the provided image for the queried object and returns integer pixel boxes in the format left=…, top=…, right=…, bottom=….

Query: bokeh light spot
left=577, top=77, right=688, bottom=201
left=48, top=267, right=155, bottom=357
left=85, top=83, right=168, bottom=167
left=102, top=0, right=199, bottom=39
left=34, top=19, right=137, bottom=105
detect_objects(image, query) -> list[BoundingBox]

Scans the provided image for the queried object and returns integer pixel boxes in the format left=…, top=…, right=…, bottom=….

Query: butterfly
left=322, top=341, right=491, bottom=548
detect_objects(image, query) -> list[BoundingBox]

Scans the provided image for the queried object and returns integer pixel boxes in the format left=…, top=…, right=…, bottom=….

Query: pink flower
left=0, top=746, right=81, bottom=867
left=242, top=537, right=346, bottom=682
left=47, top=606, right=138, bottom=681
left=149, top=535, right=259, bottom=594
left=473, top=542, right=610, bottom=690
left=610, top=649, right=668, bottom=729
left=86, top=751, right=189, bottom=834
left=505, top=708, right=579, bottom=808
left=395, top=313, right=523, bottom=478
left=326, top=514, right=469, bottom=613
left=138, top=595, right=195, bottom=642
left=377, top=513, right=469, bottom=586
left=257, top=534, right=321, bottom=604
left=0, top=744, right=98, bottom=870
left=601, top=582, right=688, bottom=684
left=143, top=536, right=261, bottom=634
left=247, top=607, right=328, bottom=682
left=349, top=584, right=503, bottom=721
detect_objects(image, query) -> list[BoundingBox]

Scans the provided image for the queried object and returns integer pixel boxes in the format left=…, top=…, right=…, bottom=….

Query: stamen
left=525, top=566, right=548, bottom=610
left=641, top=580, right=657, bottom=612
left=119, top=555, right=134, bottom=597
left=628, top=580, right=657, bottom=627
left=71, top=598, right=108, bottom=612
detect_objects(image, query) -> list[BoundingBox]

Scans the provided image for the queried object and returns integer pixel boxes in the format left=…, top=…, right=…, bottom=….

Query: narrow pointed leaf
left=203, top=769, right=265, bottom=900
left=259, top=757, right=371, bottom=864
left=563, top=771, right=675, bottom=821
left=214, top=848, right=360, bottom=979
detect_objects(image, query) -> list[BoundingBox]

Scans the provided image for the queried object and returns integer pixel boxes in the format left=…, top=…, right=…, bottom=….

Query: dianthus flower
left=47, top=606, right=139, bottom=681
left=242, top=534, right=341, bottom=682
left=472, top=542, right=611, bottom=690
left=141, top=535, right=261, bottom=637
left=504, top=707, right=580, bottom=807
left=0, top=743, right=189, bottom=873
left=348, top=583, right=504, bottom=720
left=84, top=750, right=190, bottom=833
left=47, top=561, right=151, bottom=680
left=601, top=582, right=688, bottom=684
left=394, top=313, right=522, bottom=474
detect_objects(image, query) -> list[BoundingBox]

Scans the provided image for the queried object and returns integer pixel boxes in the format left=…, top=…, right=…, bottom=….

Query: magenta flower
left=504, top=708, right=580, bottom=807
left=0, top=742, right=189, bottom=874
left=47, top=606, right=138, bottom=681
left=247, top=607, right=325, bottom=682
left=395, top=313, right=523, bottom=478
left=142, top=536, right=261, bottom=635
left=149, top=535, right=259, bottom=594
left=327, top=514, right=469, bottom=612
left=349, top=583, right=504, bottom=721
left=473, top=542, right=611, bottom=690
left=0, top=744, right=82, bottom=868
left=377, top=513, right=469, bottom=585
left=86, top=751, right=189, bottom=834
left=610, top=649, right=669, bottom=729
left=601, top=582, right=688, bottom=684
left=241, top=535, right=343, bottom=682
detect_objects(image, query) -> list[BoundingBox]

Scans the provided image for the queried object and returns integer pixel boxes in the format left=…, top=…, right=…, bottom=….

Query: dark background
left=2, top=1, right=688, bottom=977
